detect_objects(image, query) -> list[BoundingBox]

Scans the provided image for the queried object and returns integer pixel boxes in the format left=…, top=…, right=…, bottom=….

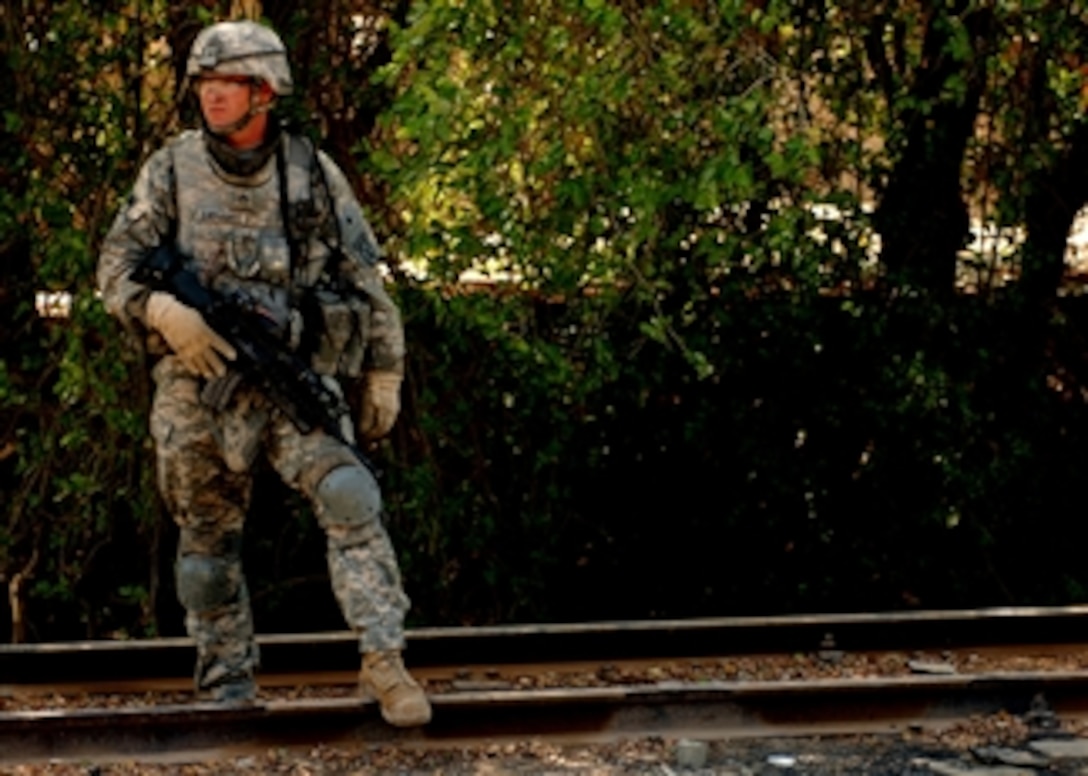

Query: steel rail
left=4, top=670, right=1088, bottom=764
left=4, top=604, right=1088, bottom=685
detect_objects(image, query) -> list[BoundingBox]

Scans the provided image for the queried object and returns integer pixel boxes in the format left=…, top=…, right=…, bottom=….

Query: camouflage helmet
left=186, top=20, right=293, bottom=96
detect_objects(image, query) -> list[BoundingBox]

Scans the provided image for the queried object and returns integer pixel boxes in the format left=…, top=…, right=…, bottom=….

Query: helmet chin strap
left=202, top=108, right=282, bottom=178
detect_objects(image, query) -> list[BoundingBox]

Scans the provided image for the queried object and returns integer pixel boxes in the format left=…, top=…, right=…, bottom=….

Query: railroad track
left=4, top=605, right=1088, bottom=765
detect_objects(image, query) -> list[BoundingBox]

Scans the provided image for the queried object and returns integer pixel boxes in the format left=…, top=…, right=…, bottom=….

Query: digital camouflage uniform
left=97, top=23, right=413, bottom=700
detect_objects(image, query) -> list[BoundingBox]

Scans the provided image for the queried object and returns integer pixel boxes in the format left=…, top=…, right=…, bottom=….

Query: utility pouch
left=310, top=289, right=351, bottom=375
left=309, top=289, right=369, bottom=377
left=340, top=294, right=370, bottom=378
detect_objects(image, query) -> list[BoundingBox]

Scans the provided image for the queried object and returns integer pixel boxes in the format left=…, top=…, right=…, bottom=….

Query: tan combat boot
left=359, top=649, right=432, bottom=727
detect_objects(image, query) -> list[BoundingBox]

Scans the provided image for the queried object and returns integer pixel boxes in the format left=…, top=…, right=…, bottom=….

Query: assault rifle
left=131, top=244, right=377, bottom=476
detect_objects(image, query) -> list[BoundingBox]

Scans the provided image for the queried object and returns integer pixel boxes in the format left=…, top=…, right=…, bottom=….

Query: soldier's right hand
left=145, top=291, right=237, bottom=379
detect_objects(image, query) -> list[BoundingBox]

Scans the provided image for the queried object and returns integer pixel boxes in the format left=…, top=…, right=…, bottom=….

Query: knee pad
left=314, top=464, right=384, bottom=544
left=176, top=553, right=242, bottom=613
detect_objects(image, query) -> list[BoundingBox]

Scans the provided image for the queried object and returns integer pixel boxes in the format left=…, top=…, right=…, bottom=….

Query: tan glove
left=359, top=370, right=402, bottom=440
left=145, top=291, right=236, bottom=379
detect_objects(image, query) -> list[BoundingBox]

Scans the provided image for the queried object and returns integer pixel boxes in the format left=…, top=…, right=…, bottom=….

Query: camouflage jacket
left=97, top=128, right=405, bottom=378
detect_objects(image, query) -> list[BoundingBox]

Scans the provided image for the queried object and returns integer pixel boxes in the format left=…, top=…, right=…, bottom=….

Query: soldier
left=96, top=20, right=431, bottom=727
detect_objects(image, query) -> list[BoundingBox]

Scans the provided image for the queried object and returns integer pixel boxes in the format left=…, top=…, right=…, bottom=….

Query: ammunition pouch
left=306, top=289, right=370, bottom=378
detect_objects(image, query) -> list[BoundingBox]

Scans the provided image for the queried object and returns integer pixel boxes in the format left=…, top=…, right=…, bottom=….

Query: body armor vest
left=172, top=130, right=299, bottom=335
left=167, top=130, right=369, bottom=378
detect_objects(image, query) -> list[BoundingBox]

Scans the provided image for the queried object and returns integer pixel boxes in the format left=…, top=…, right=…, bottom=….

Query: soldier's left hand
left=359, top=370, right=402, bottom=440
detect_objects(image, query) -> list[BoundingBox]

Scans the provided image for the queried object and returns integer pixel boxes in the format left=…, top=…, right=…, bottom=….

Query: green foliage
left=368, top=0, right=1088, bottom=619
left=8, top=0, right=1088, bottom=642
left=1, top=0, right=174, bottom=641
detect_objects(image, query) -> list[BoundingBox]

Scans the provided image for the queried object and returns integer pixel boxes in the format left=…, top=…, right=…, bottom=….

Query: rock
left=907, top=660, right=957, bottom=675
left=675, top=738, right=708, bottom=769
left=911, top=756, right=1036, bottom=775
left=971, top=746, right=1049, bottom=767
left=1029, top=738, right=1088, bottom=759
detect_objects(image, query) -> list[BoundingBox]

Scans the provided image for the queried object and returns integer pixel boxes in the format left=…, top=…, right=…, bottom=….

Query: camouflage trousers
left=149, top=357, right=410, bottom=693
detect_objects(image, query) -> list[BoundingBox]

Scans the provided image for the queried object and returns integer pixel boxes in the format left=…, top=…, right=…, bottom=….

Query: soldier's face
left=194, top=73, right=255, bottom=132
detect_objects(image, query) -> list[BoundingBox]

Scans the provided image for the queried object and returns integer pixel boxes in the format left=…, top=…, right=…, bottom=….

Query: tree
left=7, top=0, right=1088, bottom=640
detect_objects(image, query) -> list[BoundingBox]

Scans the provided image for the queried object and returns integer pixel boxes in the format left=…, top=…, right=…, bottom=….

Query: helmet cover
left=186, top=20, right=293, bottom=96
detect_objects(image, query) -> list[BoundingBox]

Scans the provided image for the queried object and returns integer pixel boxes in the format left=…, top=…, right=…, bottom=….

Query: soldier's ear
left=256, top=81, right=276, bottom=107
